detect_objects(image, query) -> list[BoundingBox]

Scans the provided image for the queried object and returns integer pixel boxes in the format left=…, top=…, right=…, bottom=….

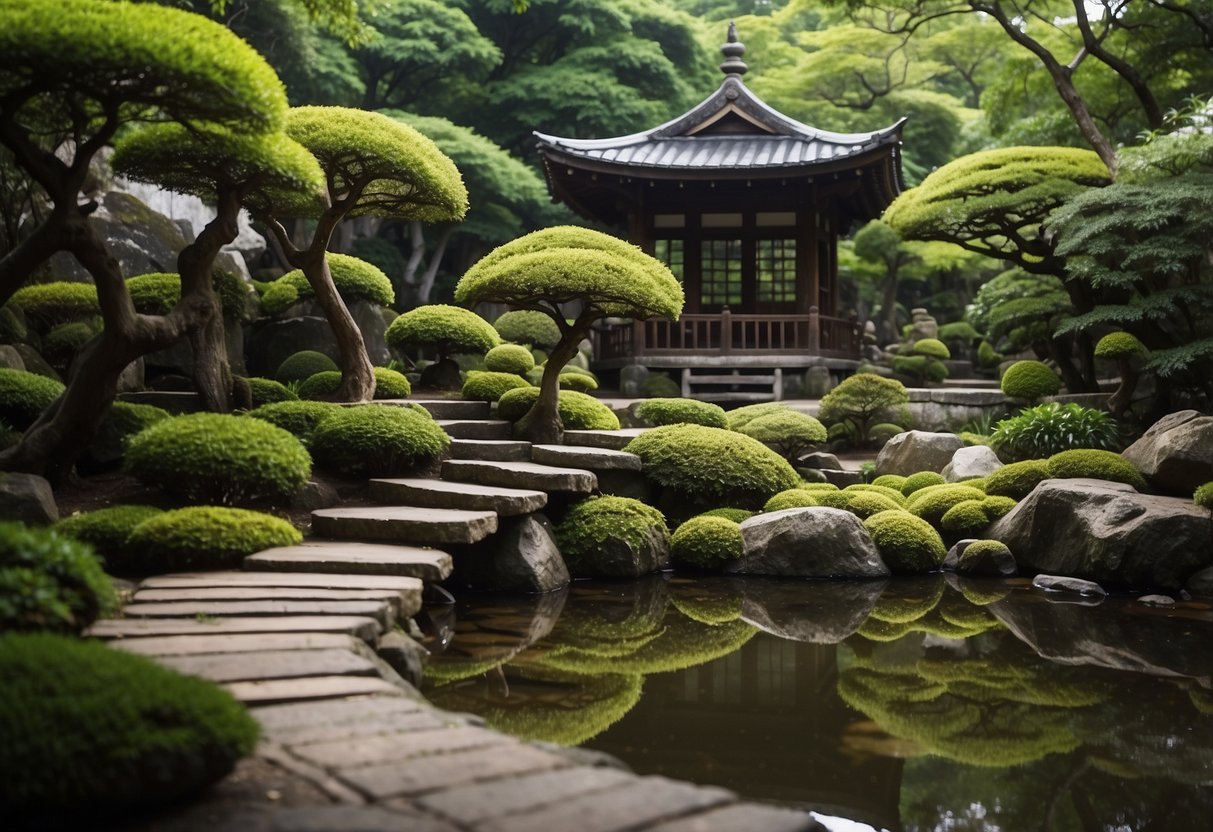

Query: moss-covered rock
left=901, top=470, right=946, bottom=496
left=1045, top=449, right=1147, bottom=491
left=907, top=484, right=988, bottom=527
left=492, top=310, right=562, bottom=349
left=84, top=401, right=171, bottom=470
left=844, top=483, right=908, bottom=507
left=0, top=368, right=65, bottom=430
left=981, top=495, right=1018, bottom=521
left=844, top=490, right=905, bottom=519
left=558, top=371, right=598, bottom=392
left=695, top=507, right=755, bottom=523
left=54, top=505, right=163, bottom=573
left=259, top=280, right=299, bottom=316
left=733, top=407, right=828, bottom=459
left=872, top=474, right=908, bottom=490
left=310, top=403, right=450, bottom=477
left=42, top=321, right=96, bottom=369
left=633, top=398, right=727, bottom=429
left=275, top=350, right=337, bottom=383
left=864, top=510, right=948, bottom=574
left=0, top=522, right=116, bottom=634
left=127, top=271, right=249, bottom=318
left=496, top=387, right=619, bottom=430
left=386, top=304, right=500, bottom=359
left=669, top=515, right=743, bottom=569
left=483, top=343, right=535, bottom=375
left=556, top=496, right=669, bottom=578
left=461, top=370, right=532, bottom=403
left=1000, top=360, right=1060, bottom=401
left=984, top=459, right=1051, bottom=500
left=245, top=400, right=343, bottom=444
left=244, top=377, right=297, bottom=407
left=763, top=489, right=820, bottom=512
left=940, top=500, right=992, bottom=536
left=7, top=281, right=99, bottom=329
left=125, top=506, right=301, bottom=572
left=725, top=402, right=788, bottom=431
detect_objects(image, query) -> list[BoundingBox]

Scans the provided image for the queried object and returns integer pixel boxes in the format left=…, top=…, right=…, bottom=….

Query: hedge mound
left=245, top=400, right=343, bottom=444
left=900, top=471, right=946, bottom=496
left=1196, top=482, right=1213, bottom=510
left=733, top=408, right=828, bottom=455
left=125, top=506, right=301, bottom=573
left=54, top=505, right=163, bottom=572
left=298, top=368, right=411, bottom=400
left=0, top=633, right=259, bottom=817
left=1045, top=449, right=1147, bottom=491
left=906, top=485, right=987, bottom=527
left=275, top=350, right=338, bottom=383
left=633, top=398, right=727, bottom=429
left=126, top=271, right=248, bottom=318
left=844, top=490, right=904, bottom=519
left=88, top=401, right=170, bottom=464
left=42, top=321, right=95, bottom=368
left=310, top=403, right=450, bottom=477
left=763, top=489, right=820, bottom=512
left=939, top=500, right=992, bottom=536
left=983, top=459, right=1051, bottom=500
left=844, top=483, right=908, bottom=507
left=462, top=370, right=532, bottom=403
left=670, top=515, right=743, bottom=569
left=496, top=387, right=619, bottom=430
left=7, top=281, right=100, bottom=328
left=558, top=371, right=598, bottom=393
left=493, top=310, right=562, bottom=349
left=125, top=413, right=311, bottom=505
left=556, top=496, right=669, bottom=575
left=483, top=344, right=535, bottom=375
left=274, top=253, right=395, bottom=307
left=0, top=368, right=65, bottom=430
left=695, top=507, right=755, bottom=523
left=1000, top=360, right=1060, bottom=401
left=386, top=304, right=500, bottom=357
left=0, top=522, right=116, bottom=634
left=863, top=510, right=947, bottom=574
left=244, top=377, right=297, bottom=407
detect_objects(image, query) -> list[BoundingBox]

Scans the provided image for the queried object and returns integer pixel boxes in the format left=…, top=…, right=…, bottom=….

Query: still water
left=421, top=575, right=1213, bottom=831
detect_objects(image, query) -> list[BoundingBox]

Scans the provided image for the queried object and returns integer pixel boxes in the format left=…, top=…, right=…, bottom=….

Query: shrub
left=670, top=516, right=743, bottom=569
left=991, top=402, right=1119, bottom=461
left=906, top=485, right=987, bottom=527
left=1195, top=482, right=1213, bottom=510
left=639, top=373, right=681, bottom=398
left=371, top=367, right=411, bottom=398
left=556, top=496, right=669, bottom=574
left=938, top=321, right=980, bottom=346
left=976, top=340, right=1001, bottom=369
left=0, top=633, right=259, bottom=817
left=901, top=471, right=946, bottom=496
left=871, top=474, right=907, bottom=490
left=1000, top=360, right=1060, bottom=402
left=54, top=505, right=163, bottom=570
left=125, top=413, right=311, bottom=505
left=811, top=490, right=853, bottom=509
left=42, top=321, right=96, bottom=367
left=695, top=507, right=754, bottom=523
left=726, top=402, right=789, bottom=431
left=7, top=281, right=99, bottom=328
left=91, top=401, right=170, bottom=457
left=984, top=459, right=1051, bottom=500
left=244, top=377, right=297, bottom=407
left=818, top=373, right=910, bottom=446
left=310, top=403, right=450, bottom=477
left=246, top=400, right=342, bottom=444
left=126, top=271, right=249, bottom=318
left=981, top=495, right=1018, bottom=520
left=0, top=368, right=64, bottom=430
left=1094, top=331, right=1147, bottom=359
left=275, top=350, right=338, bottom=383
left=483, top=344, right=535, bottom=375
left=733, top=408, right=828, bottom=461
left=496, top=387, right=619, bottom=430
left=493, top=310, right=562, bottom=349
left=893, top=354, right=948, bottom=385
left=259, top=280, right=299, bottom=316
left=0, top=522, right=116, bottom=634
left=845, top=490, right=904, bottom=519
left=1045, top=449, right=1147, bottom=490
left=298, top=367, right=411, bottom=400
left=844, top=484, right=908, bottom=507
left=625, top=424, right=800, bottom=509
left=912, top=338, right=950, bottom=359
left=797, top=482, right=841, bottom=492
left=558, top=371, right=598, bottom=392
left=462, top=370, right=532, bottom=402
left=869, top=423, right=906, bottom=445
left=863, top=510, right=947, bottom=574
left=386, top=304, right=500, bottom=359
left=634, top=398, right=728, bottom=429
left=125, top=506, right=300, bottom=572
left=274, top=253, right=395, bottom=307
left=763, top=489, right=820, bottom=512
left=940, top=500, right=992, bottom=536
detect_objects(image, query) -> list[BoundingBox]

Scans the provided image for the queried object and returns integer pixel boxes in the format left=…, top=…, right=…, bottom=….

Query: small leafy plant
left=990, top=402, right=1119, bottom=461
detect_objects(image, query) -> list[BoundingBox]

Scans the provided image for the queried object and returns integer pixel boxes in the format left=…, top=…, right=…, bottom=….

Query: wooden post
left=721, top=305, right=732, bottom=354
left=632, top=317, right=646, bottom=359
left=809, top=306, right=821, bottom=356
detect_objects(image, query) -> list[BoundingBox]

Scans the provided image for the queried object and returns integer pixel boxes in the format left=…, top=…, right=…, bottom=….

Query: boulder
left=12, top=345, right=60, bottom=381
left=943, top=539, right=1017, bottom=577
left=1032, top=573, right=1107, bottom=597
left=1122, top=410, right=1213, bottom=495
left=942, top=445, right=1003, bottom=483
left=1185, top=566, right=1213, bottom=599
left=0, top=472, right=58, bottom=524
left=47, top=191, right=189, bottom=281
left=244, top=317, right=339, bottom=378
left=459, top=514, right=570, bottom=592
left=988, top=478, right=1212, bottom=591
left=563, top=520, right=667, bottom=580
left=797, top=451, right=843, bottom=471
left=740, top=578, right=886, bottom=643
left=0, top=345, right=23, bottom=370
left=376, top=630, right=428, bottom=688
left=619, top=364, right=650, bottom=398
left=730, top=508, right=890, bottom=578
left=875, top=430, right=964, bottom=476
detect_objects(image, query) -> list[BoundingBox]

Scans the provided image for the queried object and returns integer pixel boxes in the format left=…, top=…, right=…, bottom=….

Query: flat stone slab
left=266, top=708, right=449, bottom=747
left=121, top=599, right=395, bottom=628
left=246, top=541, right=452, bottom=582
left=441, top=459, right=596, bottom=494
left=417, top=767, right=635, bottom=826
left=312, top=506, right=498, bottom=546
left=449, top=438, right=532, bottom=461
left=160, top=648, right=379, bottom=683
left=226, top=675, right=403, bottom=706
left=531, top=444, right=642, bottom=471
left=392, top=398, right=490, bottom=420
left=292, top=724, right=511, bottom=770
left=88, top=614, right=382, bottom=642
left=141, top=570, right=428, bottom=592
left=108, top=632, right=361, bottom=657
left=435, top=419, right=512, bottom=440
left=254, top=695, right=421, bottom=734
left=133, top=586, right=410, bottom=605
left=338, top=743, right=569, bottom=800
left=368, top=478, right=546, bottom=517
left=563, top=428, right=647, bottom=451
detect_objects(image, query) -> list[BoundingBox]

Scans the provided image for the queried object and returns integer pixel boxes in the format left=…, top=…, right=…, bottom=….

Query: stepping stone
left=88, top=615, right=382, bottom=642
left=436, top=419, right=512, bottom=440
left=132, top=586, right=409, bottom=606
left=226, top=675, right=403, bottom=706
left=109, top=632, right=361, bottom=657
left=417, top=767, right=636, bottom=826
left=245, top=541, right=452, bottom=582
left=121, top=599, right=396, bottom=628
left=450, top=438, right=532, bottom=461
left=563, top=428, right=648, bottom=451
left=160, top=648, right=378, bottom=684
left=368, top=478, right=547, bottom=517
left=441, top=459, right=596, bottom=494
left=265, top=708, right=449, bottom=747
left=255, top=695, right=423, bottom=733
left=340, top=743, right=569, bottom=800
left=141, top=570, right=427, bottom=593
left=291, top=724, right=511, bottom=770
left=531, top=444, right=642, bottom=471
left=311, top=506, right=498, bottom=546
left=389, top=398, right=490, bottom=420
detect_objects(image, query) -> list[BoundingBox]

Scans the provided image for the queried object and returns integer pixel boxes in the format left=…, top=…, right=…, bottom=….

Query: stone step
left=385, top=398, right=490, bottom=420
left=226, top=675, right=404, bottom=707
left=441, top=459, right=596, bottom=494
left=311, top=506, right=498, bottom=546
left=563, top=428, right=648, bottom=451
left=531, top=444, right=642, bottom=472
left=160, top=648, right=379, bottom=684
left=141, top=570, right=424, bottom=598
left=109, top=632, right=362, bottom=658
left=88, top=615, right=382, bottom=642
left=687, top=374, right=778, bottom=385
left=450, top=438, right=532, bottom=461
left=131, top=585, right=420, bottom=620
left=245, top=541, right=452, bottom=582
left=121, top=599, right=396, bottom=629
left=436, top=419, right=513, bottom=440
left=368, top=478, right=547, bottom=517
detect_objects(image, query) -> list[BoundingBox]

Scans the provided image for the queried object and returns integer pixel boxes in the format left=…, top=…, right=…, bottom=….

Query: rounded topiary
left=125, top=506, right=301, bottom=572
left=817, top=373, right=910, bottom=446
left=906, top=485, right=987, bottom=527
left=939, top=500, right=992, bottom=536
left=555, top=496, right=669, bottom=575
left=275, top=253, right=395, bottom=307
left=298, top=367, right=411, bottom=401
left=938, top=321, right=980, bottom=346
left=245, top=400, right=343, bottom=444
left=493, top=310, right=562, bottom=349
left=981, top=495, right=1018, bottom=520
left=639, top=373, right=681, bottom=398
left=462, top=370, right=532, bottom=403
left=54, top=505, right=163, bottom=572
left=483, top=344, right=535, bottom=375
left=633, top=398, right=728, bottom=429
left=1000, top=360, right=1060, bottom=401
left=624, top=424, right=800, bottom=509
left=372, top=367, right=411, bottom=398
left=386, top=304, right=500, bottom=359
left=959, top=539, right=1014, bottom=568
left=0, top=368, right=65, bottom=430
left=42, top=321, right=96, bottom=367
left=126, top=271, right=249, bottom=319
left=496, top=387, right=619, bottom=430
left=871, top=474, right=907, bottom=490
left=863, top=510, right=947, bottom=574
left=797, top=482, right=841, bottom=492
left=89, top=401, right=170, bottom=461
left=901, top=471, right=946, bottom=496
left=843, top=490, right=904, bottom=519
left=983, top=459, right=1050, bottom=500
left=310, top=403, right=450, bottom=477
left=125, top=413, right=311, bottom=505
left=1094, top=331, right=1147, bottom=359
left=275, top=350, right=338, bottom=383
left=811, top=490, right=853, bottom=509
left=1195, top=482, right=1213, bottom=510
left=869, top=423, right=906, bottom=445
left=670, top=515, right=743, bottom=569
left=244, top=377, right=297, bottom=407
left=734, top=408, right=828, bottom=460
left=558, top=371, right=598, bottom=393
left=763, top=489, right=820, bottom=512
left=725, top=402, right=787, bottom=431
left=695, top=507, right=755, bottom=523
left=912, top=338, right=951, bottom=359
left=0, top=522, right=116, bottom=634
left=0, top=633, right=259, bottom=817
left=295, top=371, right=342, bottom=401
left=259, top=280, right=299, bottom=316
left=8, top=281, right=100, bottom=328
left=1045, top=449, right=1147, bottom=490
left=844, top=484, right=908, bottom=507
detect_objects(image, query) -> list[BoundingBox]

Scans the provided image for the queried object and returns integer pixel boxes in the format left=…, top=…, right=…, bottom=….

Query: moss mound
left=1000, top=360, right=1060, bottom=401
left=125, top=506, right=301, bottom=573
left=901, top=471, right=946, bottom=496
left=493, top=310, right=562, bottom=349
left=907, top=485, right=988, bottom=527
left=42, top=321, right=96, bottom=367
left=812, top=490, right=853, bottom=509
left=462, top=370, right=532, bottom=403
left=872, top=474, right=908, bottom=490
left=733, top=407, right=828, bottom=457
left=275, top=350, right=337, bottom=383
left=556, top=496, right=669, bottom=575
left=959, top=539, right=1014, bottom=570
left=298, top=367, right=412, bottom=401
left=126, top=271, right=249, bottom=318
left=864, top=510, right=947, bottom=574
left=54, top=505, right=163, bottom=573
left=89, top=401, right=170, bottom=462
left=940, top=500, right=993, bottom=536
left=496, top=387, right=619, bottom=430
left=670, top=515, right=744, bottom=569
left=844, top=490, right=904, bottom=519
left=844, top=483, right=909, bottom=507
left=8, top=281, right=99, bottom=328
left=558, top=371, right=598, bottom=393
left=1196, top=482, right=1213, bottom=510
left=126, top=413, right=311, bottom=505
left=0, top=522, right=116, bottom=634
left=246, top=400, right=343, bottom=444
left=273, top=253, right=395, bottom=308
left=639, top=373, right=681, bottom=398
left=1045, top=449, right=1147, bottom=491
left=0, top=633, right=259, bottom=817
left=763, top=489, right=820, bottom=512
left=696, top=507, right=755, bottom=523
left=244, top=377, right=297, bottom=407
left=984, top=459, right=1051, bottom=500
left=981, top=495, right=1018, bottom=521
left=259, top=280, right=298, bottom=316
left=0, top=368, right=65, bottom=430
left=1094, top=331, right=1147, bottom=359
left=310, top=403, right=450, bottom=477
left=483, top=344, right=535, bottom=375
left=386, top=304, right=500, bottom=357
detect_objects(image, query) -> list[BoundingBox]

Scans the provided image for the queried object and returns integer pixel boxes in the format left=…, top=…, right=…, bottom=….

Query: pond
left=421, top=575, right=1213, bottom=831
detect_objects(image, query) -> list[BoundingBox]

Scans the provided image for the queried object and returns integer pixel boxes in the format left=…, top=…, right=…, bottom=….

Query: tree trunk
left=301, top=251, right=375, bottom=402
left=417, top=225, right=454, bottom=305
left=880, top=267, right=900, bottom=345
left=514, top=316, right=591, bottom=445
left=181, top=190, right=241, bottom=413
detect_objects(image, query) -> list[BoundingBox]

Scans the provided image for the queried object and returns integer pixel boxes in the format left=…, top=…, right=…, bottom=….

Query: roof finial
left=720, top=21, right=748, bottom=77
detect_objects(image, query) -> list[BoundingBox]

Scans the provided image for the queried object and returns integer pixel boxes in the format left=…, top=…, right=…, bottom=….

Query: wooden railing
left=594, top=307, right=860, bottom=362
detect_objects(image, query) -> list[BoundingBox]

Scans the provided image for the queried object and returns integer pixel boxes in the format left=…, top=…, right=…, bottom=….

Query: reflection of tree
left=536, top=615, right=757, bottom=676
left=858, top=585, right=1001, bottom=642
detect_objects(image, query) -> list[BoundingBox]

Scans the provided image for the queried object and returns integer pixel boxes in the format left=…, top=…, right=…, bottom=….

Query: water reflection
left=423, top=575, right=1213, bottom=830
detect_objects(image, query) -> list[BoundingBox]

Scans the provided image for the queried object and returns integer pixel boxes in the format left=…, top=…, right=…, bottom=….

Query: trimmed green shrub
left=670, top=515, right=743, bottom=569
left=373, top=367, right=411, bottom=398
left=840, top=491, right=901, bottom=519
left=1000, top=360, right=1060, bottom=401
left=310, top=403, right=450, bottom=477
left=725, top=402, right=788, bottom=431
left=246, top=400, right=342, bottom=444
left=295, top=371, right=344, bottom=401
left=797, top=482, right=841, bottom=492
left=872, top=474, right=907, bottom=490
left=274, top=253, right=395, bottom=307
left=483, top=344, right=535, bottom=375
left=275, top=350, right=337, bottom=383
left=558, top=371, right=598, bottom=392
left=54, top=505, right=163, bottom=570
left=1045, top=449, right=1147, bottom=490
left=126, top=506, right=301, bottom=572
left=901, top=471, right=946, bottom=496
left=863, top=510, right=947, bottom=574
left=462, top=370, right=532, bottom=402
left=42, top=321, right=96, bottom=367
left=126, top=271, right=249, bottom=318
left=733, top=407, right=828, bottom=460
left=844, top=483, right=908, bottom=507
left=869, top=423, right=906, bottom=445
left=938, top=321, right=980, bottom=345
left=991, top=402, right=1119, bottom=461
left=244, top=377, right=297, bottom=407
left=940, top=500, right=992, bottom=536
left=386, top=304, right=500, bottom=359
left=695, top=507, right=754, bottom=523
left=493, top=309, right=562, bottom=349
left=818, top=373, right=910, bottom=446
left=634, top=398, right=728, bottom=429
left=763, top=489, right=820, bottom=512
left=625, top=424, right=800, bottom=509
left=556, top=496, right=669, bottom=574
left=259, top=280, right=299, bottom=316
left=811, top=490, right=853, bottom=509
left=298, top=367, right=411, bottom=400
left=496, top=387, right=619, bottom=430
left=984, top=459, right=1051, bottom=500
left=0, top=522, right=116, bottom=634
left=7, top=281, right=99, bottom=328
left=1196, top=482, right=1213, bottom=510
left=1094, top=331, right=1147, bottom=359
left=977, top=340, right=1001, bottom=370
left=893, top=354, right=948, bottom=385
left=0, top=633, right=259, bottom=816
left=0, top=368, right=65, bottom=430
left=125, top=413, right=311, bottom=505
left=981, top=495, right=1018, bottom=520
left=907, top=485, right=987, bottom=527
left=912, top=338, right=950, bottom=359
left=639, top=373, right=681, bottom=398
left=91, top=401, right=170, bottom=459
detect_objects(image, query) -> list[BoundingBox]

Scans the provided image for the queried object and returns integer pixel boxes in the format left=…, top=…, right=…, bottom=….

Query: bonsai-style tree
left=455, top=227, right=683, bottom=443
left=0, top=0, right=289, bottom=478
left=817, top=372, right=910, bottom=447
left=385, top=304, right=500, bottom=389
left=262, top=106, right=467, bottom=402
left=1093, top=332, right=1148, bottom=419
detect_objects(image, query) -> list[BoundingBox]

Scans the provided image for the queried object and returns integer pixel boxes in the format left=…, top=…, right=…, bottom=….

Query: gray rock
left=875, top=430, right=965, bottom=476
left=376, top=630, right=428, bottom=688
left=797, top=451, right=843, bottom=471
left=942, top=445, right=1003, bottom=482
left=0, top=472, right=58, bottom=524
left=12, top=344, right=60, bottom=381
left=989, top=478, right=1212, bottom=591
left=1122, top=409, right=1213, bottom=495
left=1136, top=594, right=1175, bottom=607
left=290, top=479, right=339, bottom=512
left=730, top=508, right=890, bottom=578
left=821, top=469, right=865, bottom=488
left=740, top=578, right=886, bottom=643
left=619, top=364, right=650, bottom=398
left=0, top=344, right=23, bottom=370
left=796, top=467, right=829, bottom=484
left=942, top=538, right=980, bottom=571
left=1186, top=566, right=1213, bottom=598
left=1033, top=574, right=1108, bottom=597
left=459, top=514, right=570, bottom=592
left=48, top=191, right=189, bottom=281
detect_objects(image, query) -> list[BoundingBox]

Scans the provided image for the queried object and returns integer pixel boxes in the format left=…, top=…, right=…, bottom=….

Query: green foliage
left=274, top=253, right=395, bottom=307
left=386, top=304, right=500, bottom=359
left=556, top=496, right=669, bottom=573
left=246, top=400, right=343, bottom=444
left=310, top=403, right=450, bottom=477
left=1000, top=360, right=1060, bottom=402
left=960, top=539, right=1014, bottom=569
left=845, top=490, right=905, bottom=519
left=6, top=283, right=98, bottom=330
left=981, top=495, right=1018, bottom=521
left=125, top=271, right=252, bottom=319
left=639, top=373, right=681, bottom=398
left=259, top=281, right=300, bottom=316
left=496, top=387, right=619, bottom=430
left=625, top=424, right=800, bottom=509
left=298, top=367, right=411, bottom=400
left=907, top=485, right=988, bottom=528
left=893, top=353, right=949, bottom=385
left=872, top=474, right=908, bottom=490
left=726, top=402, right=790, bottom=431
left=54, top=505, right=163, bottom=573
left=275, top=350, right=338, bottom=383
left=89, top=402, right=169, bottom=462
left=1094, top=331, right=1147, bottom=360
left=558, top=371, right=598, bottom=392
left=901, top=471, right=946, bottom=496
left=483, top=344, right=535, bottom=375
left=912, top=338, right=950, bottom=359
left=695, top=507, right=755, bottom=524
left=0, top=522, right=115, bottom=634
left=493, top=310, right=562, bottom=349
left=0, top=368, right=64, bottom=430
left=670, top=515, right=743, bottom=569
left=763, top=489, right=820, bottom=512
left=940, top=500, right=992, bottom=536
left=125, top=413, right=311, bottom=505
left=984, top=459, right=1051, bottom=500
left=244, top=377, right=298, bottom=407
left=937, top=321, right=980, bottom=346
left=633, top=398, right=727, bottom=429
left=124, top=506, right=300, bottom=573
left=844, top=483, right=909, bottom=507
left=863, top=510, right=947, bottom=574
left=462, top=370, right=532, bottom=403
left=966, top=269, right=1071, bottom=355
left=1045, top=450, right=1147, bottom=491
left=818, top=373, right=909, bottom=445
left=1195, top=482, right=1213, bottom=510
left=976, top=340, right=1001, bottom=370
left=869, top=422, right=906, bottom=445
left=42, top=322, right=95, bottom=368
left=733, top=407, right=828, bottom=461
left=991, top=402, right=1119, bottom=461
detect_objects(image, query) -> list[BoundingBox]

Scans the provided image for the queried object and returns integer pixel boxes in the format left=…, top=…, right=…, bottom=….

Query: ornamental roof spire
left=720, top=21, right=748, bottom=77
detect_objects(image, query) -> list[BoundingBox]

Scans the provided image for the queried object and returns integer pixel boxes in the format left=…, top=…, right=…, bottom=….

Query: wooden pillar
left=809, top=306, right=821, bottom=356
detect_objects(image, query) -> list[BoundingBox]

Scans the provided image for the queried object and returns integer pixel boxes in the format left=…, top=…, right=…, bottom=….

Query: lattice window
left=653, top=239, right=685, bottom=282
left=756, top=238, right=796, bottom=303
left=701, top=238, right=742, bottom=307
